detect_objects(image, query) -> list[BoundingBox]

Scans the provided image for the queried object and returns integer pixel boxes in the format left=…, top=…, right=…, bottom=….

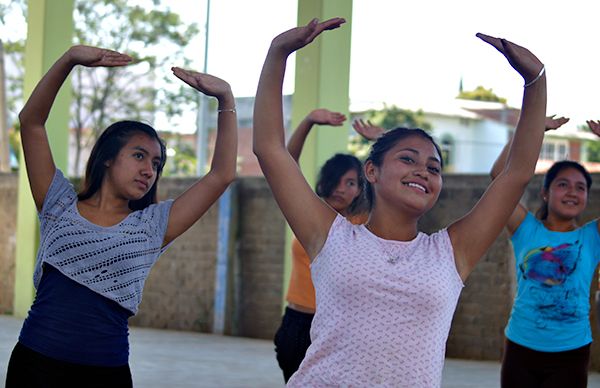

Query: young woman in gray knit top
left=5, top=45, right=237, bottom=387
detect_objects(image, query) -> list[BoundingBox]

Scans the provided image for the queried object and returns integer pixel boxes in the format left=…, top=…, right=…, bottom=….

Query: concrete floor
left=2, top=315, right=600, bottom=387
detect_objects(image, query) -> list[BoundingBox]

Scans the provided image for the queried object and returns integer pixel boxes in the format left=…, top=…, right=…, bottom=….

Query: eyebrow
left=398, top=147, right=441, bottom=164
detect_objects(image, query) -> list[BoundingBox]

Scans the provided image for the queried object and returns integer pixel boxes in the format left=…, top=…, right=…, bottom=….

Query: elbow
left=503, top=168, right=535, bottom=188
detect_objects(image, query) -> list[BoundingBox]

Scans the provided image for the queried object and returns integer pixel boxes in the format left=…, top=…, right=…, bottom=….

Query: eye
left=399, top=156, right=414, bottom=164
left=557, top=182, right=567, bottom=188
left=428, top=166, right=441, bottom=174
left=133, top=152, right=144, bottom=160
left=152, top=161, right=161, bottom=171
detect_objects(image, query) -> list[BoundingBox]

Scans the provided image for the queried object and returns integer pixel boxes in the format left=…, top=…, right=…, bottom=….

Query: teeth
left=406, top=182, right=426, bottom=192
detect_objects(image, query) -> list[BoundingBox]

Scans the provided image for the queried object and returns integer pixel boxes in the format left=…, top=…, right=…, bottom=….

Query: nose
left=412, top=168, right=428, bottom=179
left=141, top=160, right=154, bottom=178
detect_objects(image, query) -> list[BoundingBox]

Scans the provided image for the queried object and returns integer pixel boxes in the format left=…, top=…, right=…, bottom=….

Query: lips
left=135, top=179, right=149, bottom=190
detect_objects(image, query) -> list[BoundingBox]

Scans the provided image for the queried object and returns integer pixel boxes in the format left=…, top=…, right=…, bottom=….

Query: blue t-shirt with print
left=505, top=212, right=600, bottom=352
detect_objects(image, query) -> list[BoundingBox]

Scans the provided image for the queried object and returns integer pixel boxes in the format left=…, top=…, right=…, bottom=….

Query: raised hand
left=545, top=115, right=569, bottom=132
left=270, top=17, right=345, bottom=56
left=586, top=120, right=600, bottom=137
left=476, top=33, right=544, bottom=85
left=67, top=45, right=132, bottom=68
left=308, top=109, right=346, bottom=126
left=171, top=68, right=232, bottom=99
left=352, top=119, right=385, bottom=141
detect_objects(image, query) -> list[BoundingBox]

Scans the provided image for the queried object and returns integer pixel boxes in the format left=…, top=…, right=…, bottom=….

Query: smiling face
left=325, top=168, right=362, bottom=215
left=366, top=134, right=443, bottom=216
left=103, top=132, right=163, bottom=201
left=544, top=167, right=589, bottom=220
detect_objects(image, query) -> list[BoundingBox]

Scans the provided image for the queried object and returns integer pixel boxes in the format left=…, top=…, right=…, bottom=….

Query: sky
left=2, top=0, right=600, bottom=133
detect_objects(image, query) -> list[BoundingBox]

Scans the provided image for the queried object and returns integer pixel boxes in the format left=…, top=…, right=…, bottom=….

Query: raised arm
left=287, top=108, right=346, bottom=163
left=490, top=115, right=569, bottom=234
left=19, top=46, right=131, bottom=210
left=163, top=69, right=237, bottom=245
left=449, top=34, right=547, bottom=281
left=253, top=18, right=345, bottom=259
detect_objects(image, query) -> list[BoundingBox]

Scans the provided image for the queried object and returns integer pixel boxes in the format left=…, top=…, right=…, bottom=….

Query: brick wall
left=1, top=173, right=600, bottom=370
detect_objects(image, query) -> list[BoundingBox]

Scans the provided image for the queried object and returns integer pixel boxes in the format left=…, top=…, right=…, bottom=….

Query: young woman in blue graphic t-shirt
left=491, top=118, right=600, bottom=387
left=5, top=45, right=237, bottom=387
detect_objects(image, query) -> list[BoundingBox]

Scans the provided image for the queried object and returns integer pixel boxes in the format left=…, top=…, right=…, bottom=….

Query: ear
left=104, top=160, right=111, bottom=168
left=540, top=188, right=548, bottom=202
left=364, top=160, right=378, bottom=184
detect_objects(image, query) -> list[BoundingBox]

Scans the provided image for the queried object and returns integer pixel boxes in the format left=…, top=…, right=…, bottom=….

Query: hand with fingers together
left=476, top=33, right=545, bottom=87
left=307, top=109, right=346, bottom=127
left=171, top=68, right=232, bottom=100
left=270, top=17, right=346, bottom=56
left=66, top=45, right=132, bottom=68
left=545, top=115, right=569, bottom=132
left=352, top=119, right=385, bottom=141
left=586, top=120, right=600, bottom=137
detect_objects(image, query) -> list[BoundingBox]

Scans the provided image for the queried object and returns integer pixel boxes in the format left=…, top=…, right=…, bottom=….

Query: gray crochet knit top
left=32, top=169, right=173, bottom=314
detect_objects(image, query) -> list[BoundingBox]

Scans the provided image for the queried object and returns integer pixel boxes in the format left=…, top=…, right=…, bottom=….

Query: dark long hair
left=78, top=120, right=167, bottom=211
left=316, top=153, right=365, bottom=215
left=535, top=160, right=592, bottom=220
left=364, top=127, right=443, bottom=210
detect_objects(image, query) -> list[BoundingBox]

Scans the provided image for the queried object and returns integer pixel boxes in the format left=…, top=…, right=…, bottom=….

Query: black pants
left=273, top=307, right=314, bottom=383
left=501, top=339, right=590, bottom=388
left=6, top=342, right=133, bottom=388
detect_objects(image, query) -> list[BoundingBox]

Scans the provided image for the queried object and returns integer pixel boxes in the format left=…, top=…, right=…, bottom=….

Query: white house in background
left=351, top=98, right=600, bottom=174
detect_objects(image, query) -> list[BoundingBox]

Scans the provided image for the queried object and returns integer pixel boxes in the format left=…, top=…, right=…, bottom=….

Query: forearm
left=19, top=51, right=74, bottom=129
left=287, top=116, right=314, bottom=163
left=503, top=74, right=547, bottom=182
left=208, top=92, right=237, bottom=184
left=253, top=47, right=288, bottom=158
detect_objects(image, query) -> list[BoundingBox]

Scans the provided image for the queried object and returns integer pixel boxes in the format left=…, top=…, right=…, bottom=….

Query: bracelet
left=524, top=65, right=545, bottom=88
left=217, top=107, right=236, bottom=113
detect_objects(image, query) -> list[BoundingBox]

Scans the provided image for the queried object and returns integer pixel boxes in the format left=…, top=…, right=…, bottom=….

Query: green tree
left=71, top=0, right=199, bottom=174
left=1, top=0, right=200, bottom=174
left=457, top=85, right=507, bottom=103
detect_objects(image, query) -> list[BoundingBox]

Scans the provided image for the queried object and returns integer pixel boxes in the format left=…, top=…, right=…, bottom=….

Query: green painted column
left=13, top=0, right=73, bottom=317
left=282, top=0, right=353, bottom=306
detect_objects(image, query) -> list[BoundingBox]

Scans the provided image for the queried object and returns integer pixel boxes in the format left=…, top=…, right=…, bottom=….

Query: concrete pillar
left=13, top=0, right=73, bottom=317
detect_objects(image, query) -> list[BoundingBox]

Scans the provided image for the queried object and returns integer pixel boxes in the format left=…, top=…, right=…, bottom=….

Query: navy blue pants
left=6, top=342, right=132, bottom=388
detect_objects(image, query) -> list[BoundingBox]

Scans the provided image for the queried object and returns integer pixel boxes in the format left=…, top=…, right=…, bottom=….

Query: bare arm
left=19, top=46, right=131, bottom=210
left=490, top=115, right=569, bottom=234
left=163, top=69, right=238, bottom=245
left=287, top=109, right=346, bottom=163
left=449, top=34, right=547, bottom=281
left=253, top=18, right=345, bottom=259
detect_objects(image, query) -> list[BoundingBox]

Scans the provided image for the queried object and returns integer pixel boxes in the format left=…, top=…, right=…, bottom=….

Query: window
left=540, top=140, right=569, bottom=161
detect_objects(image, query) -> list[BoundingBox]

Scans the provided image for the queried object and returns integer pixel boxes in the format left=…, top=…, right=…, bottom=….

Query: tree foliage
left=1, top=0, right=200, bottom=174
left=457, top=85, right=507, bottom=103
left=71, top=0, right=199, bottom=174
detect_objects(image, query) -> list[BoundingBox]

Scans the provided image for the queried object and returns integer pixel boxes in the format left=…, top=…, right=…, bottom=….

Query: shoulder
left=422, top=228, right=454, bottom=255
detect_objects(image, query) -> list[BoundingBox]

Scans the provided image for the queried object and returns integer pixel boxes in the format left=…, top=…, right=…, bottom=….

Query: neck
left=543, top=214, right=578, bottom=232
left=366, top=205, right=419, bottom=241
